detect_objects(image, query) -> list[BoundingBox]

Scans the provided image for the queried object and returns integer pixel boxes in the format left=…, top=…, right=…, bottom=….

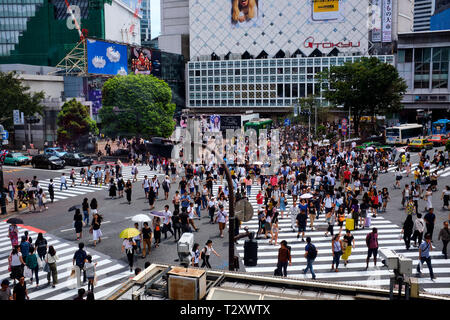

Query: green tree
left=318, top=57, right=407, bottom=135
left=56, top=99, right=99, bottom=145
left=99, top=74, right=176, bottom=139
left=0, top=71, right=45, bottom=130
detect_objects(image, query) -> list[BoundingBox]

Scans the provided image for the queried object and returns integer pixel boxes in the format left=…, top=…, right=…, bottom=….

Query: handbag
left=43, top=261, right=50, bottom=273
left=69, top=266, right=76, bottom=279
left=37, top=256, right=42, bottom=269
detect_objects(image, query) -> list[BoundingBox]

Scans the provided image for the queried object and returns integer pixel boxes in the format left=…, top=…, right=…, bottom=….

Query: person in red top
left=371, top=192, right=379, bottom=218
left=270, top=175, right=278, bottom=187
left=343, top=168, right=352, bottom=188
left=256, top=190, right=264, bottom=210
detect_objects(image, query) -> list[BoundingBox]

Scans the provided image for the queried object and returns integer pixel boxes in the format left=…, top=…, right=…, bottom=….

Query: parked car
left=31, top=154, right=65, bottom=169
left=61, top=153, right=93, bottom=166
left=427, top=134, right=448, bottom=146
left=3, top=152, right=30, bottom=166
left=407, top=138, right=433, bottom=151
left=44, top=147, right=67, bottom=157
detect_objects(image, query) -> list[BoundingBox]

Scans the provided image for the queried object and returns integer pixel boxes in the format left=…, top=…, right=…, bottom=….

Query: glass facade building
left=140, top=0, right=151, bottom=46
left=0, top=0, right=109, bottom=66
left=187, top=55, right=394, bottom=111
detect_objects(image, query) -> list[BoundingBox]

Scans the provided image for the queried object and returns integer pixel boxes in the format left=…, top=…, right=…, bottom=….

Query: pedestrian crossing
left=0, top=221, right=131, bottom=300
left=35, top=166, right=165, bottom=204
left=387, top=162, right=450, bottom=177
left=211, top=183, right=450, bottom=297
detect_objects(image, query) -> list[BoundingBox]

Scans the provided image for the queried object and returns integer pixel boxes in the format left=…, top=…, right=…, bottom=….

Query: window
left=414, top=48, right=431, bottom=89
left=431, top=47, right=449, bottom=89
left=277, top=84, right=283, bottom=97
left=284, top=84, right=291, bottom=97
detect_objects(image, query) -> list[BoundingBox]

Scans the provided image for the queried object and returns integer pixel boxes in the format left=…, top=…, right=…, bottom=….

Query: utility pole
left=0, top=124, right=6, bottom=215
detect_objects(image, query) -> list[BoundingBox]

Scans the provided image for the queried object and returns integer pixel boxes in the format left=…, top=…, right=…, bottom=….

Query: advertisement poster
left=430, top=0, right=450, bottom=31
left=209, top=115, right=221, bottom=132
left=311, top=0, right=344, bottom=22
left=88, top=89, right=102, bottom=115
left=382, top=0, right=392, bottom=43
left=371, top=0, right=382, bottom=42
left=231, top=0, right=262, bottom=28
left=129, top=46, right=161, bottom=77
left=220, top=115, right=241, bottom=130
left=87, top=39, right=128, bottom=76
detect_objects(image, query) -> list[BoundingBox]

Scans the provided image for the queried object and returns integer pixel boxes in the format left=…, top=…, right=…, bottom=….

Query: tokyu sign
left=304, top=37, right=361, bottom=49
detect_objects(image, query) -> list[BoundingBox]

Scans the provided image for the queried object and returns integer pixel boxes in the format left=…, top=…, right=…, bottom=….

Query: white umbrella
left=131, top=214, right=152, bottom=223
left=365, top=146, right=374, bottom=151
left=300, top=193, right=313, bottom=199
left=397, top=148, right=406, bottom=153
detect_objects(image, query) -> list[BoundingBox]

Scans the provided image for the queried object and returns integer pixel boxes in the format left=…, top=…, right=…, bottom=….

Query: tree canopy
left=56, top=98, right=98, bottom=145
left=99, top=74, right=176, bottom=139
left=318, top=57, right=407, bottom=135
left=0, top=71, right=45, bottom=130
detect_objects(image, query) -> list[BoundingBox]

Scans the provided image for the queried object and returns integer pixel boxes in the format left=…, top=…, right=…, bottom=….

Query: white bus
left=385, top=124, right=423, bottom=145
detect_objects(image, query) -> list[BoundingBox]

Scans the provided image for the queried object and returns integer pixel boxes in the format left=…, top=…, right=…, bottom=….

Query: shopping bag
left=37, top=257, right=42, bottom=269
left=93, top=274, right=98, bottom=286
left=43, top=262, right=50, bottom=273
left=69, top=266, right=76, bottom=279
left=345, top=218, right=355, bottom=231
left=24, top=266, right=32, bottom=278
left=365, top=216, right=371, bottom=228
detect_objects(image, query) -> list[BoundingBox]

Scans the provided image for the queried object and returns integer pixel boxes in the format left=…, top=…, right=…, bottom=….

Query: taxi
left=408, top=138, right=433, bottom=151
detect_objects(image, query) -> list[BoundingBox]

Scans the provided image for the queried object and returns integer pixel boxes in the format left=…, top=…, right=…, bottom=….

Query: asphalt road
left=2, top=146, right=450, bottom=273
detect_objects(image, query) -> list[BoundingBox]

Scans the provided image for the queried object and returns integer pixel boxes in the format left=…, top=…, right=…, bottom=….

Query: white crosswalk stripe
left=210, top=182, right=450, bottom=296
left=34, top=166, right=165, bottom=204
left=0, top=221, right=131, bottom=300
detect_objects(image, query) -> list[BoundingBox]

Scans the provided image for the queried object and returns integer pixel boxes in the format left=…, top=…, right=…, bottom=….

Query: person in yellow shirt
left=414, top=168, right=421, bottom=185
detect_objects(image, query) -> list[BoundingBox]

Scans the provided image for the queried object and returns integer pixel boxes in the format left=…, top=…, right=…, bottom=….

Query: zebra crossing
left=386, top=162, right=450, bottom=177
left=211, top=183, right=450, bottom=296
left=0, top=221, right=131, bottom=300
left=36, top=166, right=165, bottom=203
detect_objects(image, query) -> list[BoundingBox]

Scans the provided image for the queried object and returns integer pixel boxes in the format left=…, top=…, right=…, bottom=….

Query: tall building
left=140, top=0, right=152, bottom=46
left=414, top=0, right=434, bottom=31
left=0, top=0, right=140, bottom=67
left=158, top=0, right=189, bottom=60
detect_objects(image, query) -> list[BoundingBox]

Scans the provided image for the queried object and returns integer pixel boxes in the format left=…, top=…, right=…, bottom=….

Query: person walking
left=84, top=255, right=97, bottom=292
left=82, top=198, right=90, bottom=227
left=8, top=246, right=25, bottom=284
left=412, top=213, right=425, bottom=247
left=162, top=205, right=174, bottom=239
left=416, top=234, right=436, bottom=280
left=122, top=237, right=136, bottom=272
left=60, top=173, right=68, bottom=191
left=90, top=213, right=103, bottom=247
left=172, top=210, right=182, bottom=241
left=70, top=168, right=76, bottom=187
left=48, top=179, right=55, bottom=203
left=442, top=186, right=450, bottom=211
left=331, top=234, right=343, bottom=272
left=73, top=242, right=87, bottom=288
left=303, top=237, right=317, bottom=280
left=365, top=227, right=379, bottom=269
left=125, top=179, right=132, bottom=205
left=0, top=279, right=12, bottom=300
left=141, top=222, right=152, bottom=259
left=117, top=175, right=124, bottom=198
left=424, top=208, right=436, bottom=240
left=132, top=222, right=142, bottom=255
left=275, top=240, right=291, bottom=277
left=153, top=217, right=161, bottom=248
left=200, top=240, right=220, bottom=268
left=45, top=245, right=58, bottom=288
left=108, top=178, right=117, bottom=199
left=191, top=243, right=200, bottom=267
left=13, top=276, right=29, bottom=301
left=342, top=229, right=355, bottom=266
left=162, top=175, right=171, bottom=200
left=148, top=186, right=156, bottom=210
left=8, top=223, right=19, bottom=249
left=401, top=215, right=414, bottom=250
left=90, top=198, right=98, bottom=216
left=215, top=204, right=228, bottom=238
left=438, top=221, right=450, bottom=259
left=73, top=208, right=83, bottom=241
left=25, top=246, right=39, bottom=287
left=34, top=233, right=48, bottom=261
left=289, top=200, right=300, bottom=232
left=296, top=209, right=307, bottom=242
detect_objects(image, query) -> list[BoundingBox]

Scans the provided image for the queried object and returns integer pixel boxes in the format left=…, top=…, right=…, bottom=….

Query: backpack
left=200, top=247, right=207, bottom=260
left=307, top=244, right=317, bottom=260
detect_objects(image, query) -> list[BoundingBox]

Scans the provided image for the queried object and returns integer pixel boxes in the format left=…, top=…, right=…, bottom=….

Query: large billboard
left=129, top=46, right=161, bottom=77
left=430, top=0, right=450, bottom=31
left=190, top=0, right=369, bottom=58
left=86, top=39, right=128, bottom=76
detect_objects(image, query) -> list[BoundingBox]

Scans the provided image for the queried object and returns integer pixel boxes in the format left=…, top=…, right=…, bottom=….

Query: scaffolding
left=51, top=39, right=87, bottom=76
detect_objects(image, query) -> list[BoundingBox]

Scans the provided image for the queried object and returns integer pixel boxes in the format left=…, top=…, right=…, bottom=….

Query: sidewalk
left=1, top=199, right=27, bottom=220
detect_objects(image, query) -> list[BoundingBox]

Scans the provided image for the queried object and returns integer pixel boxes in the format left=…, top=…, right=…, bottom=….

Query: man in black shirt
left=179, top=177, right=187, bottom=195
left=180, top=210, right=191, bottom=233
left=13, top=277, right=28, bottom=301
left=73, top=242, right=87, bottom=288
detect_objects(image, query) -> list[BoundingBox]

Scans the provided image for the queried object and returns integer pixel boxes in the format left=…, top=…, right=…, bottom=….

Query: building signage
left=304, top=37, right=360, bottom=49
left=382, top=0, right=392, bottom=43
left=370, top=0, right=382, bottom=42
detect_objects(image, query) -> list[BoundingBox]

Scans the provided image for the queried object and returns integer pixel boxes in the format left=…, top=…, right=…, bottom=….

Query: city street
left=2, top=146, right=450, bottom=299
